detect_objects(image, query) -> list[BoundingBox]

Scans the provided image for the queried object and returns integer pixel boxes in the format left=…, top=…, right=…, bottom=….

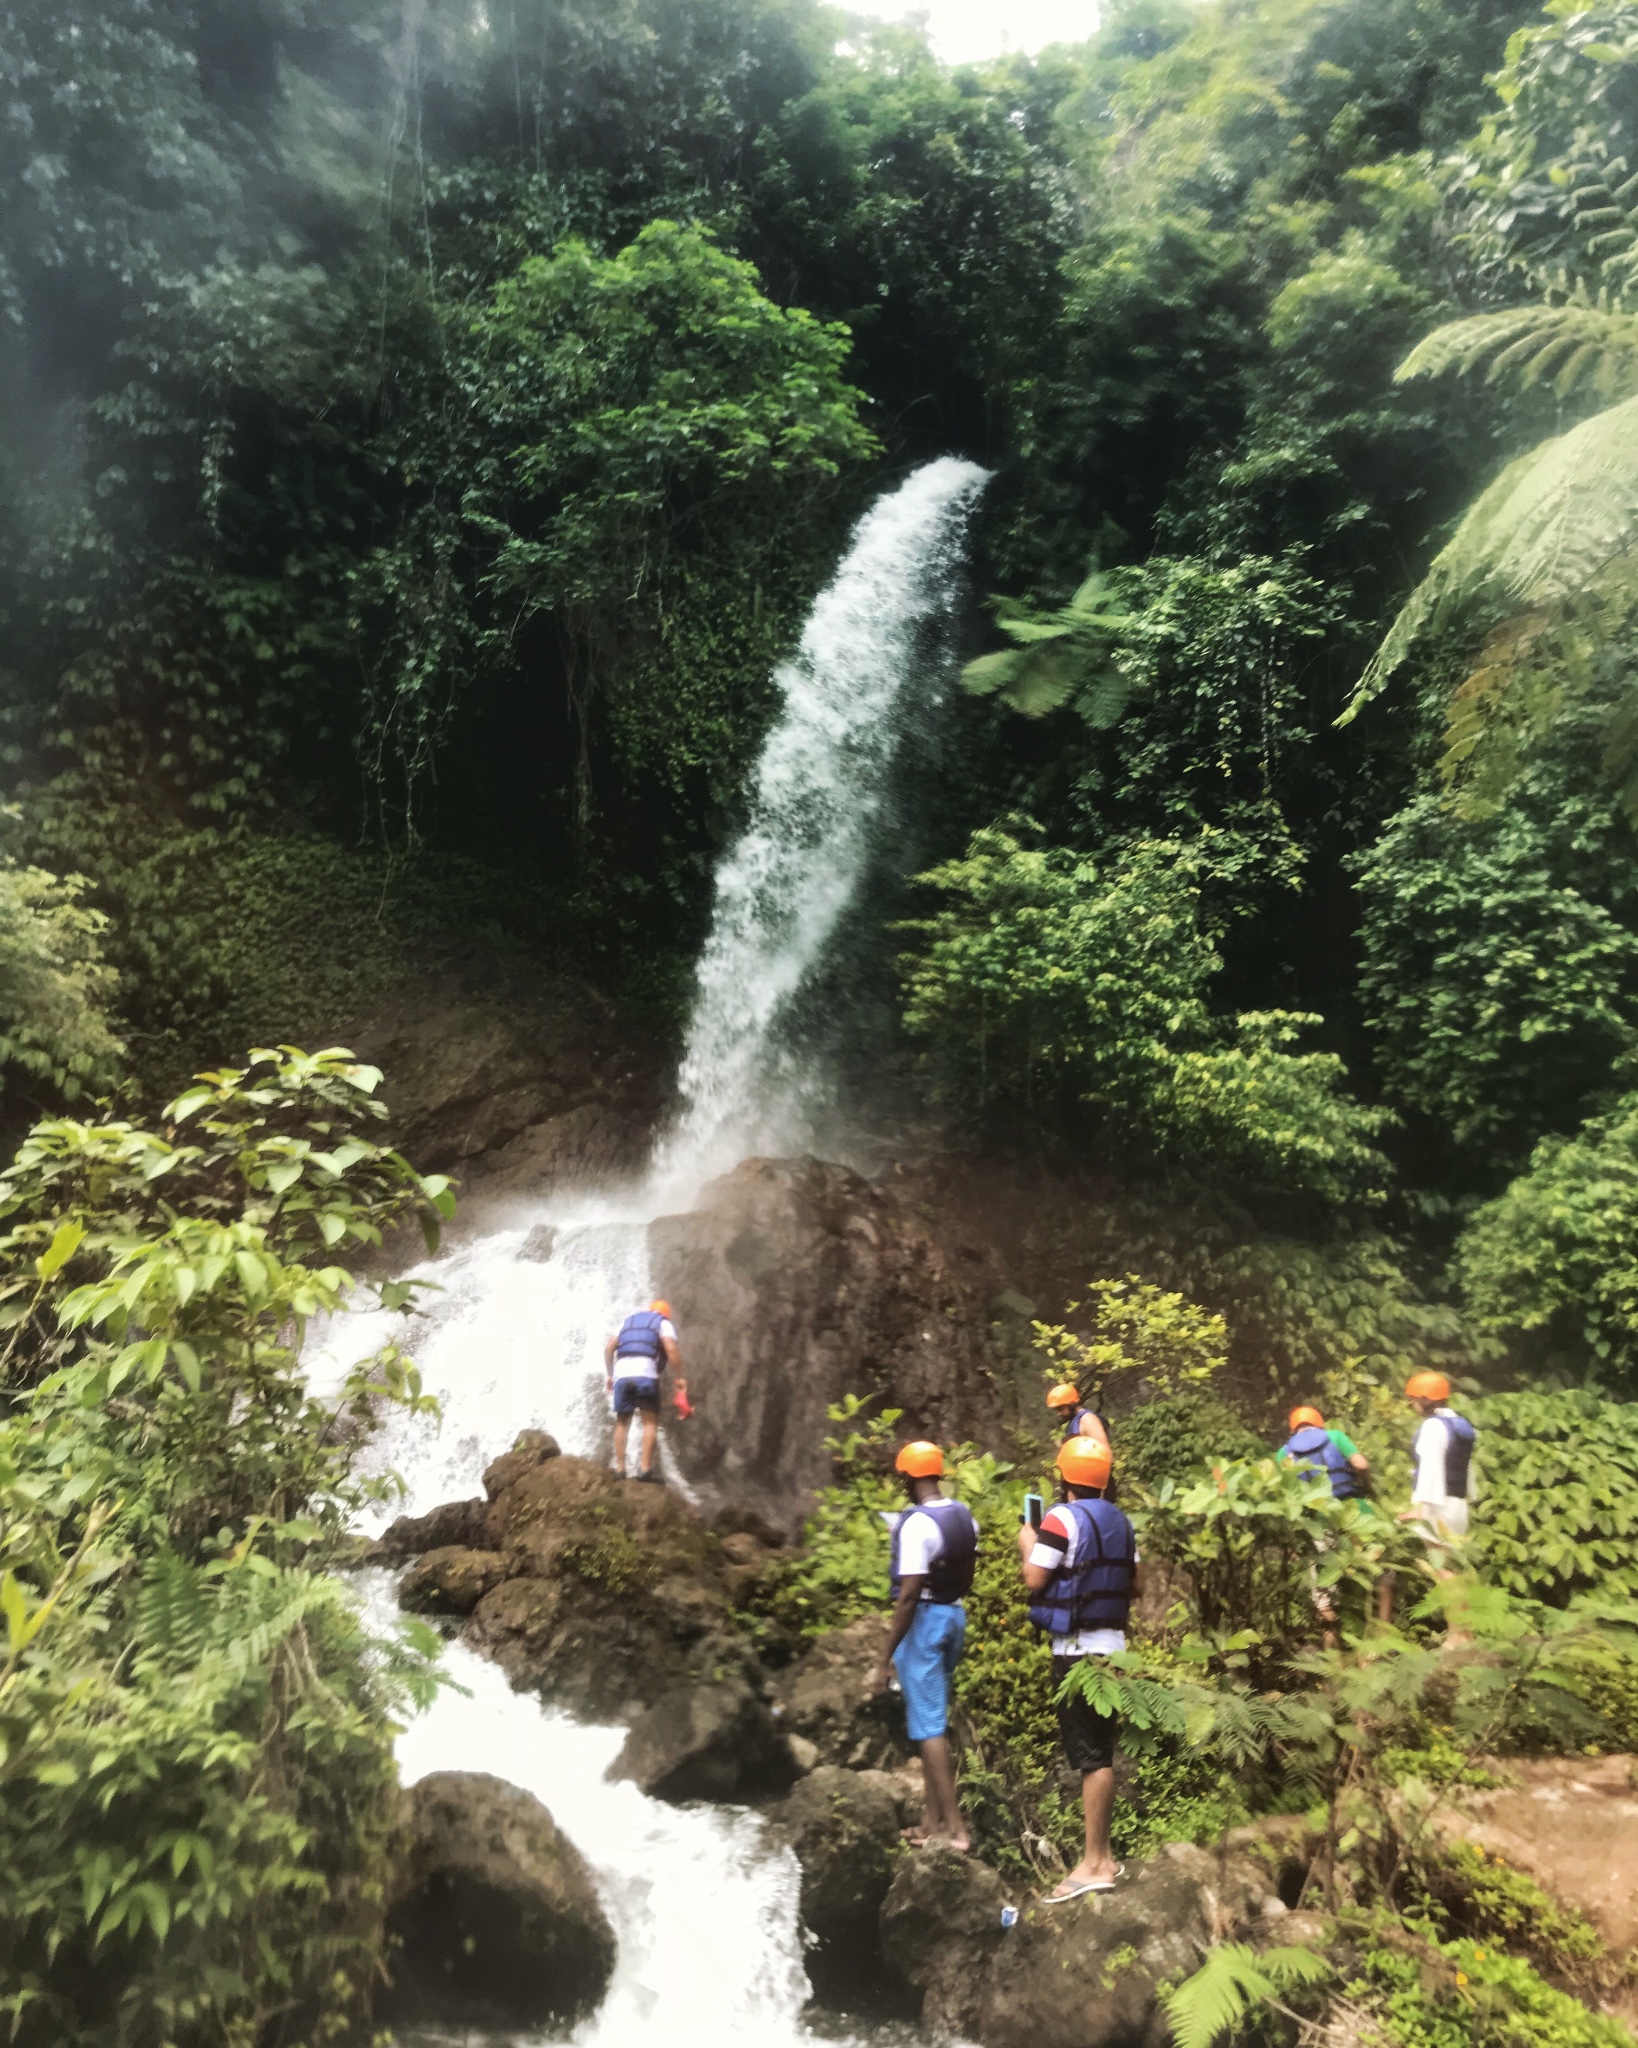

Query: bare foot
left=900, top=1826, right=931, bottom=1845
left=926, top=1834, right=970, bottom=1853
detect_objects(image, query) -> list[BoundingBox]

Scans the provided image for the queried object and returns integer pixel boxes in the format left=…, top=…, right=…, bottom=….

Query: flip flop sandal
left=1044, top=1864, right=1125, bottom=1903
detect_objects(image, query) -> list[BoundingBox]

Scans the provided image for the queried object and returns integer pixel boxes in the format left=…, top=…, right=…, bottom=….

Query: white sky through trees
left=881, top=0, right=1098, bottom=62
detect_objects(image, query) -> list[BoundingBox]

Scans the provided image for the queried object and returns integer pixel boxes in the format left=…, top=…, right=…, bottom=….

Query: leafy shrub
left=896, top=828, right=1390, bottom=1207
left=1457, top=1103, right=1638, bottom=1390
left=0, top=851, right=123, bottom=1107
left=1464, top=1391, right=1638, bottom=1605
left=1344, top=1927, right=1632, bottom=2048
left=1136, top=1455, right=1422, bottom=1651
left=0, top=1048, right=450, bottom=2045
left=1113, top=1392, right=1266, bottom=1500
left=1031, top=1278, right=1228, bottom=1413
left=1424, top=1842, right=1606, bottom=1986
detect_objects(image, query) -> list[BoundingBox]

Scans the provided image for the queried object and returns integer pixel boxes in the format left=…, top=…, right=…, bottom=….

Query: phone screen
left=1024, top=1492, right=1043, bottom=1529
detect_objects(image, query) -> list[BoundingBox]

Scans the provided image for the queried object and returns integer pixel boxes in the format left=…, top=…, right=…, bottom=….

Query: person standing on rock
left=604, top=1298, right=685, bottom=1485
left=1399, top=1371, right=1477, bottom=1575
left=873, top=1442, right=979, bottom=1853
left=1019, top=1435, right=1137, bottom=1901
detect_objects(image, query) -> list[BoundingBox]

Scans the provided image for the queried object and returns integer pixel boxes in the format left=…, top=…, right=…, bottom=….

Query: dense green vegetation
left=0, top=1048, right=450, bottom=2044
left=7, top=0, right=1638, bottom=2040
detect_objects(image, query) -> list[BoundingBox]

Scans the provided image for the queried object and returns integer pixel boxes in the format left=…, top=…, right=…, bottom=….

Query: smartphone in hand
left=1023, top=1491, right=1044, bottom=1529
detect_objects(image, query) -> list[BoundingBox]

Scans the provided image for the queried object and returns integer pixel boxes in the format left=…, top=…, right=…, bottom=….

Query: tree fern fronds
left=1396, top=303, right=1638, bottom=402
left=1162, top=1944, right=1332, bottom=2048
left=1341, top=393, right=1638, bottom=720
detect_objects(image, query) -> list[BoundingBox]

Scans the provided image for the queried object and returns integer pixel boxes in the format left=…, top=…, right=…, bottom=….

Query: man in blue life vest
left=871, top=1442, right=979, bottom=1852
left=1019, top=1435, right=1137, bottom=1900
left=603, top=1298, right=684, bottom=1485
left=1046, top=1381, right=1111, bottom=1453
left=1399, top=1371, right=1478, bottom=1574
left=1278, top=1404, right=1391, bottom=1630
left=1278, top=1405, right=1369, bottom=1499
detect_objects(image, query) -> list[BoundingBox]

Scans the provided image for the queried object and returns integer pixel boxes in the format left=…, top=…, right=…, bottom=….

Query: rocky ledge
left=382, top=1434, right=1327, bottom=2043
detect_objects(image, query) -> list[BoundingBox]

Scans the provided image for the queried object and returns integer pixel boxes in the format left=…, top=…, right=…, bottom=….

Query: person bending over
left=604, top=1298, right=683, bottom=1484
left=1019, top=1435, right=1137, bottom=1901
left=873, top=1441, right=979, bottom=1852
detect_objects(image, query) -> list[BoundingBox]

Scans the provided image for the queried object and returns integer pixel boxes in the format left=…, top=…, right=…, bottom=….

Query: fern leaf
left=1163, top=1944, right=1330, bottom=2048
left=1341, top=392, right=1638, bottom=721
left=1397, top=304, right=1638, bottom=403
left=960, top=649, right=1020, bottom=698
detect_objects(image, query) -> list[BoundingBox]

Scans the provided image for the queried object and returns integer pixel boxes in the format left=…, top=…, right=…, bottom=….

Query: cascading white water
left=329, top=458, right=989, bottom=2046
left=656, top=455, right=991, bottom=1196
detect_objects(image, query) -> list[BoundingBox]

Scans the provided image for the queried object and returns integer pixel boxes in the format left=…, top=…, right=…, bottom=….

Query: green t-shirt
left=1327, top=1429, right=1359, bottom=1459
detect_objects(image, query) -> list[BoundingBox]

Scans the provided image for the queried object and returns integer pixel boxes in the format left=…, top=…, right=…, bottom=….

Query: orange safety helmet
left=1056, top=1436, right=1113, bottom=1492
left=1045, top=1382, right=1081, bottom=1411
left=649, top=1299, right=674, bottom=1319
left=1288, top=1404, right=1326, bottom=1431
left=895, top=1440, right=945, bottom=1478
left=1405, top=1371, right=1451, bottom=1402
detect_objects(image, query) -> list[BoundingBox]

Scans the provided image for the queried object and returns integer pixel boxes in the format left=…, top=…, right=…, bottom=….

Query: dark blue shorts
left=612, top=1375, right=661, bottom=1418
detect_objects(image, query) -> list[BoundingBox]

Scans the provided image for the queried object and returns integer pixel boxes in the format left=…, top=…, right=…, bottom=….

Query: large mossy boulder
left=384, top=1771, right=615, bottom=2030
left=448, top=1449, right=751, bottom=1721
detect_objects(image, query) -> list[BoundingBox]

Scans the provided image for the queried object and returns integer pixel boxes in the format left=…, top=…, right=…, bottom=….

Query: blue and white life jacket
left=1028, top=1497, right=1135, bottom=1637
left=1423, top=1410, right=1477, bottom=1499
left=889, top=1498, right=979, bottom=1605
left=1281, top=1425, right=1364, bottom=1501
left=615, top=1309, right=668, bottom=1369
left=1062, top=1406, right=1109, bottom=1446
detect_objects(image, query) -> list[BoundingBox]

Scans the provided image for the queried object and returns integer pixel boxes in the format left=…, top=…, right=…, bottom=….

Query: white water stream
left=331, top=458, right=989, bottom=2045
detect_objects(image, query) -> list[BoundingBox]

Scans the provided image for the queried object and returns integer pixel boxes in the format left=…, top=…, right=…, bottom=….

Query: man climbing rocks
left=1046, top=1381, right=1111, bottom=1452
left=1020, top=1435, right=1137, bottom=1901
left=1399, top=1371, right=1477, bottom=1574
left=604, top=1298, right=686, bottom=1484
left=1278, top=1404, right=1391, bottom=1630
left=872, top=1441, right=979, bottom=1853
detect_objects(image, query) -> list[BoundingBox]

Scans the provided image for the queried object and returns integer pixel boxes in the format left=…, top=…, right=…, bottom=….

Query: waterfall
left=657, top=455, right=991, bottom=1193
left=328, top=459, right=989, bottom=2046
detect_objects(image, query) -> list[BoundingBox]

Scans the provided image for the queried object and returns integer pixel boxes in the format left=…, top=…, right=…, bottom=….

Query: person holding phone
left=1018, top=1436, right=1138, bottom=1900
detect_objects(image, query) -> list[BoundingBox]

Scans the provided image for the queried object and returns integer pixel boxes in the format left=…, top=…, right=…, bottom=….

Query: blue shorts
left=611, top=1376, right=660, bottom=1418
left=892, top=1600, right=966, bottom=1743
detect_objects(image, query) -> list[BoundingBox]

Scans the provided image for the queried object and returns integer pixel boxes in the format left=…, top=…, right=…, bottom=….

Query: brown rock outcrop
left=882, top=1836, right=1296, bottom=2048
left=458, top=1450, right=753, bottom=1721
left=649, top=1156, right=1003, bottom=1534
left=766, top=1765, right=913, bottom=2009
left=608, top=1679, right=796, bottom=1803
left=399, top=1545, right=510, bottom=1616
left=384, top=1771, right=615, bottom=2029
left=769, top=1616, right=910, bottom=1771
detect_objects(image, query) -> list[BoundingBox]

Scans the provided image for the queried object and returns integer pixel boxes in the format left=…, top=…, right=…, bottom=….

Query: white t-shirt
left=612, top=1316, right=676, bottom=1380
left=1029, top=1504, right=1134, bottom=1657
left=895, top=1503, right=979, bottom=1601
left=1412, top=1413, right=1466, bottom=1504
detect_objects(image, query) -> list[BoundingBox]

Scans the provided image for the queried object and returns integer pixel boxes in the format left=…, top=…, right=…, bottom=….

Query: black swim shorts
left=1051, top=1653, right=1119, bottom=1775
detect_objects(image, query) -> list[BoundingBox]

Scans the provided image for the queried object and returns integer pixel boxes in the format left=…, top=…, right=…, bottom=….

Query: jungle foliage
left=0, top=1048, right=449, bottom=2045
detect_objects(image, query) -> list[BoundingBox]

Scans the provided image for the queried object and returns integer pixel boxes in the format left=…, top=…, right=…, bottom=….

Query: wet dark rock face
left=649, top=1155, right=1004, bottom=1537
left=384, top=1772, right=615, bottom=2030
